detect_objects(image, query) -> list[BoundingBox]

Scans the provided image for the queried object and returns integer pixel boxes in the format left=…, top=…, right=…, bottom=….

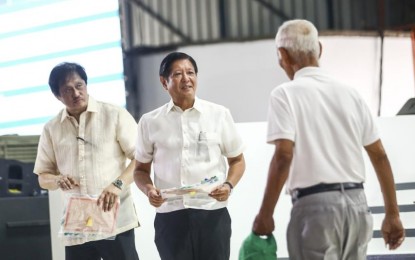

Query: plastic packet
left=160, top=176, right=220, bottom=201
left=58, top=193, right=119, bottom=246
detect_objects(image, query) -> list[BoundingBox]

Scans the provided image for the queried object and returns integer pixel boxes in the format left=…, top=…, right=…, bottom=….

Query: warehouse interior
left=1, top=0, right=414, bottom=259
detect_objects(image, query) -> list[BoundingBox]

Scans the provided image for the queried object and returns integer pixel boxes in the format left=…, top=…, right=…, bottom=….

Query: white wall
left=134, top=35, right=414, bottom=121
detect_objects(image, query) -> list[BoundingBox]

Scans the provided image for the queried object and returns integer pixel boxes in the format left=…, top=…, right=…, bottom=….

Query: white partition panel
left=364, top=116, right=415, bottom=256
left=49, top=117, right=415, bottom=259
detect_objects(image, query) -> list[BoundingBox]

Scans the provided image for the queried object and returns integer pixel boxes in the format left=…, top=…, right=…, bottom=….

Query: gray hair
left=275, top=19, right=320, bottom=60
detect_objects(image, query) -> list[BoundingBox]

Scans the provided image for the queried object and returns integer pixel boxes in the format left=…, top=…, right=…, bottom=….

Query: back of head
left=49, top=62, right=88, bottom=97
left=275, top=19, right=320, bottom=61
left=159, top=52, right=198, bottom=78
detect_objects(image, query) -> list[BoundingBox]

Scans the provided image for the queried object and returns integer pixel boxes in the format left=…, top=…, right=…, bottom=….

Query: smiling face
left=160, top=59, right=197, bottom=110
left=57, top=72, right=88, bottom=118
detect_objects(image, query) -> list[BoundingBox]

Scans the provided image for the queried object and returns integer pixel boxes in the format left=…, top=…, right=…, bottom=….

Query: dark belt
left=291, top=182, right=364, bottom=201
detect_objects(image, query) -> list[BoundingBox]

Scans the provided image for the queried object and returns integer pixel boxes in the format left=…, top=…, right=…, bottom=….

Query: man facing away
left=252, top=19, right=405, bottom=259
left=134, top=52, right=245, bottom=260
left=34, top=62, right=140, bottom=260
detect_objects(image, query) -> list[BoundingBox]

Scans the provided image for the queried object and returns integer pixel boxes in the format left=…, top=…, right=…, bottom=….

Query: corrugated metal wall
left=119, top=0, right=415, bottom=51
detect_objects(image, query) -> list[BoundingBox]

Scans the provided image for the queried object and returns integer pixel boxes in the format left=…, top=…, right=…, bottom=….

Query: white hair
left=275, top=19, right=320, bottom=59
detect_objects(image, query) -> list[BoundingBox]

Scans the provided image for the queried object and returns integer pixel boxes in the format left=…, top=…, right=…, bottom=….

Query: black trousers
left=65, top=229, right=139, bottom=260
left=155, top=208, right=231, bottom=260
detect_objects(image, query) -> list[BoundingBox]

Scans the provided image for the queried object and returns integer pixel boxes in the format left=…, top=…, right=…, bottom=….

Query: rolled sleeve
left=266, top=89, right=296, bottom=144
left=220, top=109, right=245, bottom=158
left=34, top=126, right=58, bottom=175
left=134, top=116, right=154, bottom=163
left=116, top=108, right=138, bottom=160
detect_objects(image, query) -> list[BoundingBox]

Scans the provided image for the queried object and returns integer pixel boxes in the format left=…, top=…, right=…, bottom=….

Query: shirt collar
left=166, top=99, right=175, bottom=113
left=60, top=95, right=98, bottom=122
left=293, top=66, right=324, bottom=80
left=166, top=97, right=203, bottom=114
left=192, top=97, right=203, bottom=113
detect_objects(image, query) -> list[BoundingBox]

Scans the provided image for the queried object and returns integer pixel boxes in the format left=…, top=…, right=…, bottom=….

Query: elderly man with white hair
left=252, top=19, right=405, bottom=259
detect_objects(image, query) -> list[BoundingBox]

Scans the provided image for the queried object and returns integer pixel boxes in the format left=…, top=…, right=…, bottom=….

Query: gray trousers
left=287, top=188, right=373, bottom=260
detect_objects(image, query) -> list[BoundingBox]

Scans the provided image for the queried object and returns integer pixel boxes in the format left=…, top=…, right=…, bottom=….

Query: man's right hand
left=56, top=175, right=79, bottom=191
left=147, top=188, right=165, bottom=208
left=252, top=212, right=275, bottom=236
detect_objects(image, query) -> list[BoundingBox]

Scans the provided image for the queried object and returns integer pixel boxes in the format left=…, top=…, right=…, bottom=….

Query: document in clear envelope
left=160, top=176, right=220, bottom=201
left=63, top=196, right=119, bottom=234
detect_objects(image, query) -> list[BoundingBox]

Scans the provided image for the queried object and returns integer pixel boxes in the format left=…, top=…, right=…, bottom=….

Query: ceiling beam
left=127, top=0, right=192, bottom=43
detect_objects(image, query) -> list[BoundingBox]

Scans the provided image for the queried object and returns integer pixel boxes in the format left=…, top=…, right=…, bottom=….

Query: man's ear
left=278, top=47, right=292, bottom=65
left=318, top=41, right=323, bottom=58
left=160, top=76, right=168, bottom=90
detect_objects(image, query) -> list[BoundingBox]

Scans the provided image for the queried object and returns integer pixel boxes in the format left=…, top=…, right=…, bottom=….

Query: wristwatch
left=223, top=181, right=233, bottom=195
left=112, top=179, right=124, bottom=190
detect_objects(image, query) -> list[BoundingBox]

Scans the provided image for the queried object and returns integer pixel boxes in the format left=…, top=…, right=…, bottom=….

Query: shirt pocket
left=197, top=132, right=220, bottom=162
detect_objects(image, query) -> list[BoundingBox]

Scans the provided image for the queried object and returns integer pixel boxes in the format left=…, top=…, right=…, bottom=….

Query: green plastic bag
left=239, top=232, right=277, bottom=260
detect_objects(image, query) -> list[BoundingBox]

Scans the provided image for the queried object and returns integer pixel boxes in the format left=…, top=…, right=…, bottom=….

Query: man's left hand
left=98, top=184, right=121, bottom=212
left=209, top=183, right=231, bottom=202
